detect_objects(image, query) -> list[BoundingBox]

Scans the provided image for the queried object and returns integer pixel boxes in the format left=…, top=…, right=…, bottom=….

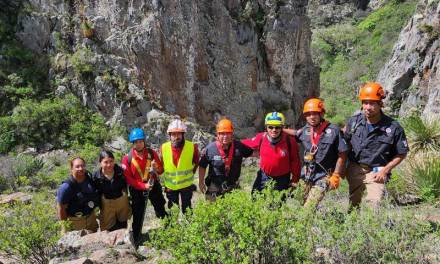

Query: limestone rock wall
left=377, top=0, right=440, bottom=119
left=16, top=0, right=319, bottom=137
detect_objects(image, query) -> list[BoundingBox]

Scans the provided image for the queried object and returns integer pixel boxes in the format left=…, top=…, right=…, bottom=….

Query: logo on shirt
left=213, top=155, right=222, bottom=161
left=325, top=128, right=332, bottom=134
left=385, top=127, right=392, bottom=135
left=280, top=149, right=287, bottom=157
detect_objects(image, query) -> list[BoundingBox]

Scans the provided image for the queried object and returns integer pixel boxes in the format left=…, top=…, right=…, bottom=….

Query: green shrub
left=401, top=152, right=440, bottom=201
left=36, top=164, right=70, bottom=189
left=0, top=116, right=16, bottom=153
left=148, top=189, right=436, bottom=263
left=0, top=94, right=110, bottom=153
left=0, top=192, right=61, bottom=263
left=313, top=201, right=434, bottom=263
left=0, top=4, right=50, bottom=117
left=73, top=143, right=101, bottom=170
left=0, top=154, right=44, bottom=192
left=150, top=189, right=312, bottom=263
left=402, top=115, right=440, bottom=153
left=70, top=47, right=94, bottom=75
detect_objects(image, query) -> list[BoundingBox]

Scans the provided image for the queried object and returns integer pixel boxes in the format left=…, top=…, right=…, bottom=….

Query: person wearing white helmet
left=158, top=119, right=199, bottom=214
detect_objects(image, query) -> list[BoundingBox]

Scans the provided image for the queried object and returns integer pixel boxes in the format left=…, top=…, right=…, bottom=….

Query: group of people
left=56, top=82, right=409, bottom=244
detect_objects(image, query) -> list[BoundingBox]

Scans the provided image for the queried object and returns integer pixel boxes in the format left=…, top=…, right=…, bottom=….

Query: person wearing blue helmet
left=121, top=128, right=167, bottom=246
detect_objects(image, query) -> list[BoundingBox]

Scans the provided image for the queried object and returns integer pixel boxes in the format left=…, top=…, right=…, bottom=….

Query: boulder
left=0, top=192, right=32, bottom=205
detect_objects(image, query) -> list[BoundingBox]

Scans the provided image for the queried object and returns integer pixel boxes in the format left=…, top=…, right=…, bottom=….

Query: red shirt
left=121, top=148, right=163, bottom=191
left=241, top=132, right=301, bottom=183
left=158, top=141, right=200, bottom=174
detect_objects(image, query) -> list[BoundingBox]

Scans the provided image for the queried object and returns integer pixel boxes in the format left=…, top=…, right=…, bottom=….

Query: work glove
left=328, top=173, right=341, bottom=190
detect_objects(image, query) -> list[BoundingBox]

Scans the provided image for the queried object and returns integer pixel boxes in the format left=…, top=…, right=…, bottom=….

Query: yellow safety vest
left=161, top=140, right=195, bottom=190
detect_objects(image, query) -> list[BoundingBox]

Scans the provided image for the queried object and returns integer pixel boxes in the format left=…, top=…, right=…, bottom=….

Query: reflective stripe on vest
left=161, top=140, right=195, bottom=190
left=131, top=151, right=152, bottom=182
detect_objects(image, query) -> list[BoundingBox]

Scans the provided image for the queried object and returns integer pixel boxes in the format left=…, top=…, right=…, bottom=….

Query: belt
left=103, top=192, right=123, bottom=200
left=70, top=212, right=91, bottom=218
left=358, top=163, right=372, bottom=172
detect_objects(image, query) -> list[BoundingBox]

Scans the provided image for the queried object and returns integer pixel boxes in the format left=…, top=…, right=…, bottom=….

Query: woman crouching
left=56, top=157, right=100, bottom=233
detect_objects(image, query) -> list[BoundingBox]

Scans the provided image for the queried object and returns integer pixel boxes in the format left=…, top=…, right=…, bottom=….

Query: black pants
left=129, top=182, right=167, bottom=241
left=252, top=170, right=291, bottom=192
left=165, top=188, right=193, bottom=214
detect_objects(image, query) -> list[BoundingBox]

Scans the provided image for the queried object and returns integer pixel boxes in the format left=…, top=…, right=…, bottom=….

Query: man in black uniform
left=284, top=98, right=348, bottom=207
left=344, top=82, right=409, bottom=208
left=198, top=118, right=253, bottom=201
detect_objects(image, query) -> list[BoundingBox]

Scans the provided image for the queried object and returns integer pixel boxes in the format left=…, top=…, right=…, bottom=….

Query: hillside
left=0, top=0, right=439, bottom=263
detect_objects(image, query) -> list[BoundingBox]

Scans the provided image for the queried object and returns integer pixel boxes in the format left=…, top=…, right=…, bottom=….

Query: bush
left=0, top=192, right=61, bottom=263
left=0, top=94, right=110, bottom=153
left=150, top=189, right=312, bottom=263
left=0, top=117, right=16, bottom=153
left=36, top=164, right=70, bottom=189
left=0, top=154, right=44, bottom=192
left=0, top=4, right=50, bottom=117
left=70, top=47, right=95, bottom=75
left=402, top=115, right=440, bottom=153
left=400, top=152, right=440, bottom=202
left=148, top=189, right=436, bottom=263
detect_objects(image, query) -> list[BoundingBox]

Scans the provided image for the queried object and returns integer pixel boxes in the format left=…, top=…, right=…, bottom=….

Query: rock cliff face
left=307, top=0, right=384, bottom=27
left=16, top=0, right=319, bottom=136
left=377, top=0, right=439, bottom=119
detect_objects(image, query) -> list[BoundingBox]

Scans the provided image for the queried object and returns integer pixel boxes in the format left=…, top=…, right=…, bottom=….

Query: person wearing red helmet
left=285, top=98, right=348, bottom=208
left=158, top=119, right=199, bottom=214
left=344, top=82, right=408, bottom=208
left=199, top=118, right=253, bottom=201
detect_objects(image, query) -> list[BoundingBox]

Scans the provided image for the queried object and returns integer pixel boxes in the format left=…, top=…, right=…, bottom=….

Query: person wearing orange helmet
left=158, top=119, right=199, bottom=214
left=344, top=82, right=408, bottom=208
left=198, top=118, right=253, bottom=201
left=285, top=98, right=348, bottom=208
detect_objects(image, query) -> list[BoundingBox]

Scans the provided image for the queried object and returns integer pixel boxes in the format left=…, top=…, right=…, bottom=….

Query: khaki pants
left=303, top=180, right=326, bottom=208
left=63, top=211, right=98, bottom=234
left=100, top=192, right=132, bottom=231
left=347, top=162, right=385, bottom=208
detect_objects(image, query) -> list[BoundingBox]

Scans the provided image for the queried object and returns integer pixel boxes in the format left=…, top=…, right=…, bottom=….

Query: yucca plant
left=402, top=114, right=440, bottom=154
left=400, top=151, right=440, bottom=201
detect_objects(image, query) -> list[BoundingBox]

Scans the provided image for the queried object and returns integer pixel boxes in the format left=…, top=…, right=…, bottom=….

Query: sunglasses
left=267, top=126, right=282, bottom=130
